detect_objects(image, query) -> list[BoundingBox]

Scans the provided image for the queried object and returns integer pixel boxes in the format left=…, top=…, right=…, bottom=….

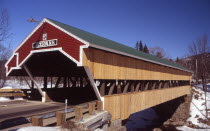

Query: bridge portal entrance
left=9, top=51, right=99, bottom=104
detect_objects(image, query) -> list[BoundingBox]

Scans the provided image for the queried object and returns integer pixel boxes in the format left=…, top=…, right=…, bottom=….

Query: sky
left=1, top=0, right=210, bottom=59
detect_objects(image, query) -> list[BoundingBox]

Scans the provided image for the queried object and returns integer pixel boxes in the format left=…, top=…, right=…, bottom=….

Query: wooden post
left=123, top=82, right=130, bottom=93
left=130, top=82, right=135, bottom=92
left=56, top=111, right=66, bottom=126
left=135, top=82, right=141, bottom=92
left=75, top=106, right=83, bottom=121
left=88, top=103, right=95, bottom=115
left=80, top=77, right=83, bottom=87
left=159, top=81, right=163, bottom=89
left=144, top=82, right=150, bottom=90
left=32, top=116, right=43, bottom=126
left=100, top=82, right=105, bottom=96
left=117, top=84, right=121, bottom=94
left=42, top=91, right=51, bottom=102
left=23, top=77, right=31, bottom=89
left=55, top=77, right=61, bottom=88
left=140, top=81, right=145, bottom=91
left=152, top=82, right=156, bottom=90
left=84, top=67, right=102, bottom=100
left=31, top=81, right=34, bottom=89
left=23, top=65, right=44, bottom=97
left=51, top=77, right=53, bottom=88
left=70, top=77, right=77, bottom=87
left=44, top=76, right=47, bottom=89
left=108, top=83, right=116, bottom=95
left=63, top=77, right=67, bottom=88
left=97, top=101, right=103, bottom=111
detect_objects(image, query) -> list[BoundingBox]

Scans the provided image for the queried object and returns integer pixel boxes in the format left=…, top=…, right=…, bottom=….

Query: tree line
left=135, top=40, right=149, bottom=53
left=134, top=40, right=170, bottom=60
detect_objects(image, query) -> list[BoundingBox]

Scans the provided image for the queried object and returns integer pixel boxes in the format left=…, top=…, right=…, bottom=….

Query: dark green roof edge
left=46, top=18, right=190, bottom=72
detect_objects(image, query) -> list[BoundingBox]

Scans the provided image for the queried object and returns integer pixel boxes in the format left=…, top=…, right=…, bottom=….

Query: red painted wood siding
left=7, top=55, right=17, bottom=72
left=16, top=22, right=85, bottom=65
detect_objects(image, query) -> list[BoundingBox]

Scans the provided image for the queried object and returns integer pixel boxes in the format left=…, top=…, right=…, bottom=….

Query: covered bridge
left=5, top=18, right=191, bottom=120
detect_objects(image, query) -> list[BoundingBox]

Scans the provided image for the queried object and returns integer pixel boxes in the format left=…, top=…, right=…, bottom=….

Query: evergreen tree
left=143, top=44, right=149, bottom=53
left=176, top=57, right=179, bottom=62
left=139, top=41, right=143, bottom=51
left=135, top=41, right=139, bottom=50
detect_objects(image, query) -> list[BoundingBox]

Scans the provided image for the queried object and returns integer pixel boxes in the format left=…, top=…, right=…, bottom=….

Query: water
left=126, top=96, right=185, bottom=131
left=126, top=107, right=165, bottom=130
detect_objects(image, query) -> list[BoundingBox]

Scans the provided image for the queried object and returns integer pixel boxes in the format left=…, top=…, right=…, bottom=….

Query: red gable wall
left=7, top=55, right=17, bottom=72
left=7, top=22, right=86, bottom=74
left=17, top=22, right=85, bottom=64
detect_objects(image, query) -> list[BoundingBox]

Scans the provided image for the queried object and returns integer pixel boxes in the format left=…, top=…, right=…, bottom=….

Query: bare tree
left=188, top=34, right=210, bottom=85
left=149, top=46, right=170, bottom=59
left=188, top=34, right=210, bottom=118
left=0, top=9, right=12, bottom=88
left=0, top=9, right=10, bottom=44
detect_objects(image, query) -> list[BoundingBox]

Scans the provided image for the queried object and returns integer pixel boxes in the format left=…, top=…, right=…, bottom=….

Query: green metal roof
left=47, top=18, right=190, bottom=72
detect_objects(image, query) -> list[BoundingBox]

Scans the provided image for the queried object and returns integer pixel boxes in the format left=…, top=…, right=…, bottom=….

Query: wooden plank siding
left=104, top=85, right=190, bottom=120
left=82, top=48, right=191, bottom=80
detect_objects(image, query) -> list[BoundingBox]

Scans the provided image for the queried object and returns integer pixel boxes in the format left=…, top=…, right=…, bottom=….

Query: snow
left=0, top=79, right=28, bottom=102
left=0, top=97, right=11, bottom=102
left=177, top=86, right=210, bottom=130
left=177, top=126, right=210, bottom=131
left=17, top=126, right=60, bottom=131
left=2, top=79, right=56, bottom=90
left=0, top=78, right=56, bottom=102
left=3, top=79, right=30, bottom=89
left=187, top=87, right=210, bottom=128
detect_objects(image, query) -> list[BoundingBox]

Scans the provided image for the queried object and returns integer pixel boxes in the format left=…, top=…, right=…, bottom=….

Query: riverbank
left=159, top=86, right=210, bottom=131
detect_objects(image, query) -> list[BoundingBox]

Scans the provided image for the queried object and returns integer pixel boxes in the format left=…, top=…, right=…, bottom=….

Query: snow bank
left=0, top=97, right=10, bottom=102
left=0, top=80, right=27, bottom=102
left=17, top=126, right=60, bottom=131
left=187, top=87, right=210, bottom=128
left=0, top=96, right=24, bottom=102
left=177, top=125, right=210, bottom=131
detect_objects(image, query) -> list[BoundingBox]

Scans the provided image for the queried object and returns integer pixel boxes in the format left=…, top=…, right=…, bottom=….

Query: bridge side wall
left=82, top=48, right=191, bottom=80
left=104, top=85, right=191, bottom=120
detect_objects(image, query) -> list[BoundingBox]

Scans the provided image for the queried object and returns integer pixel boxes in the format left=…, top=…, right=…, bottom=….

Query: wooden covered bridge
left=5, top=18, right=191, bottom=121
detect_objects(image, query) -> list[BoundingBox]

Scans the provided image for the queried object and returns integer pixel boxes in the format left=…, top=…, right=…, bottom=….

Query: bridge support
left=23, top=65, right=45, bottom=99
left=84, top=67, right=102, bottom=101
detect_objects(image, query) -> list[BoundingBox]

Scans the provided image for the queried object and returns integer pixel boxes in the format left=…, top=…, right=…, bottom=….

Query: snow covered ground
left=1, top=79, right=31, bottom=89
left=177, top=125, right=210, bottom=131
left=17, top=126, right=60, bottom=131
left=187, top=87, right=210, bottom=127
left=177, top=85, right=210, bottom=130
left=0, top=79, right=55, bottom=102
left=0, top=79, right=29, bottom=102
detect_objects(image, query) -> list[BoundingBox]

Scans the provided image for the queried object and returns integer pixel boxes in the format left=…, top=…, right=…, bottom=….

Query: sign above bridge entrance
left=32, top=39, right=58, bottom=49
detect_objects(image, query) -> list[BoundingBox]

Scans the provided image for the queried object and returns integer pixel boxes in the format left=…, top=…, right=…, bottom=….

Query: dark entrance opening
left=9, top=51, right=97, bottom=105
